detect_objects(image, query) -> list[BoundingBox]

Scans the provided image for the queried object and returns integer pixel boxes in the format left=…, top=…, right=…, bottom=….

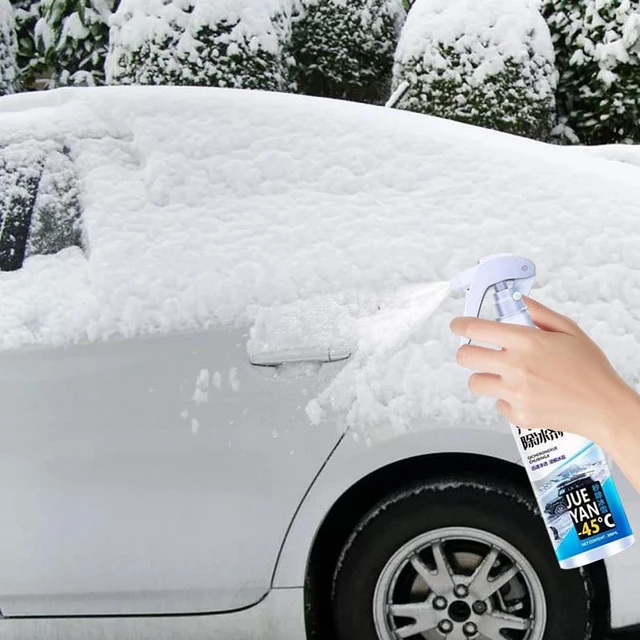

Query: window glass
left=0, top=141, right=83, bottom=272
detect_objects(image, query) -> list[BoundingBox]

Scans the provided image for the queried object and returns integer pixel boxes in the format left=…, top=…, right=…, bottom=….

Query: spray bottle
left=451, top=254, right=634, bottom=568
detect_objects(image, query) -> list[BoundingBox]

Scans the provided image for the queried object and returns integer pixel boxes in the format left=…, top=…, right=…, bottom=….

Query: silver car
left=0, top=86, right=639, bottom=640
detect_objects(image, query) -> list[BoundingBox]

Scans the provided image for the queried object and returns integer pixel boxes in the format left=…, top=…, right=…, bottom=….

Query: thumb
left=521, top=295, right=583, bottom=336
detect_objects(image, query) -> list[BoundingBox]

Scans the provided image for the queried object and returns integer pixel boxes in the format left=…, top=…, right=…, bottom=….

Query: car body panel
left=0, top=327, right=346, bottom=616
left=0, top=588, right=304, bottom=640
left=273, top=425, right=525, bottom=589
left=273, top=425, right=640, bottom=629
left=603, top=464, right=640, bottom=628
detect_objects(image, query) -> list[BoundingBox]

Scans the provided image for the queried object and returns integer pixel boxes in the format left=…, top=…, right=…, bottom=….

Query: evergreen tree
left=392, top=0, right=558, bottom=141
left=544, top=0, right=640, bottom=144
left=107, top=0, right=295, bottom=91
left=0, top=0, right=18, bottom=95
left=291, top=0, right=405, bottom=103
left=35, top=0, right=119, bottom=87
left=10, top=0, right=41, bottom=89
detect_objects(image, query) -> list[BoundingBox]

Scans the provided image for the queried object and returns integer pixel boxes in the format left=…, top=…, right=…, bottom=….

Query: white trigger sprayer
left=451, top=254, right=634, bottom=568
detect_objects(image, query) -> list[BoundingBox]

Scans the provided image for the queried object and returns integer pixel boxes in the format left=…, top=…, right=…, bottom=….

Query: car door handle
left=249, top=348, right=351, bottom=367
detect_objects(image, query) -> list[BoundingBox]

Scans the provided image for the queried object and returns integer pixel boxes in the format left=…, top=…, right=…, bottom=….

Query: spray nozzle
left=450, top=254, right=536, bottom=345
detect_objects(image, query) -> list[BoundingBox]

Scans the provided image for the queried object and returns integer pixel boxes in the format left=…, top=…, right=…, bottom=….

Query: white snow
left=579, top=143, right=640, bottom=168
left=0, top=0, right=17, bottom=94
left=33, top=13, right=55, bottom=50
left=395, top=0, right=555, bottom=85
left=61, top=12, right=90, bottom=41
left=2, top=85, right=640, bottom=438
left=107, top=0, right=297, bottom=86
left=192, top=368, right=211, bottom=405
left=0, top=0, right=12, bottom=23
left=247, top=294, right=358, bottom=362
left=109, top=0, right=291, bottom=54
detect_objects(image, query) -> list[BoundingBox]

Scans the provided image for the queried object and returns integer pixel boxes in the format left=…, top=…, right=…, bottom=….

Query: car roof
left=0, top=86, right=638, bottom=351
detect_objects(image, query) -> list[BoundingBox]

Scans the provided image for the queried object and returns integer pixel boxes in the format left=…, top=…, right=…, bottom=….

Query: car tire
left=554, top=502, right=568, bottom=517
left=332, top=475, right=594, bottom=640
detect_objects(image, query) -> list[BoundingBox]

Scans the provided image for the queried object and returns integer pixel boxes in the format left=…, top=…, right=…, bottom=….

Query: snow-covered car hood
left=1, top=86, right=639, bottom=435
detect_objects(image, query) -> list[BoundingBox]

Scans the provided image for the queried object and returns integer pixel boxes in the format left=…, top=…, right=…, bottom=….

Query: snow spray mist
left=451, top=254, right=634, bottom=568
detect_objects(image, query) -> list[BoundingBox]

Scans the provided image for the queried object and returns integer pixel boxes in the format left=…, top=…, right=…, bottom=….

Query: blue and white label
left=512, top=425, right=633, bottom=563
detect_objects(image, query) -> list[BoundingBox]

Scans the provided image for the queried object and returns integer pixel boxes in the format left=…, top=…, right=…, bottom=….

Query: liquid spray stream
left=358, top=281, right=451, bottom=355
left=451, top=254, right=634, bottom=568
left=306, top=281, right=452, bottom=438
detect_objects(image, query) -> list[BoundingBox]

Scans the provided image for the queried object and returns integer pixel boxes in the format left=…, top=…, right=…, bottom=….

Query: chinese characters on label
left=515, top=426, right=565, bottom=451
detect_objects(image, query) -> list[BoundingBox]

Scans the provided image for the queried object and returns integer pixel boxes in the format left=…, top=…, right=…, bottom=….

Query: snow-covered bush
left=0, top=0, right=18, bottom=95
left=33, top=0, right=119, bottom=87
left=11, top=0, right=42, bottom=89
left=544, top=0, right=640, bottom=144
left=291, top=0, right=405, bottom=102
left=0, top=141, right=83, bottom=272
left=107, top=0, right=295, bottom=90
left=392, top=0, right=558, bottom=140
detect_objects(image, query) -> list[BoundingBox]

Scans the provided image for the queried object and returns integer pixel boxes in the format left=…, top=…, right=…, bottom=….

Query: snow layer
left=395, top=0, right=554, bottom=81
left=111, top=0, right=294, bottom=52
left=391, top=0, right=557, bottom=139
left=572, top=144, right=640, bottom=169
left=0, top=0, right=17, bottom=95
left=107, top=0, right=297, bottom=89
left=2, top=86, right=640, bottom=437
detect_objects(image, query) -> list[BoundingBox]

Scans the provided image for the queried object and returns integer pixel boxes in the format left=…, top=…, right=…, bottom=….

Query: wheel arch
left=301, top=451, right=610, bottom=640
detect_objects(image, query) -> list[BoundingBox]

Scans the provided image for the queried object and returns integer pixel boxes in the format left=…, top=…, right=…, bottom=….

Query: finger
left=450, top=316, right=530, bottom=348
left=496, top=398, right=516, bottom=422
left=468, top=372, right=503, bottom=398
left=521, top=295, right=583, bottom=337
left=456, top=344, right=506, bottom=374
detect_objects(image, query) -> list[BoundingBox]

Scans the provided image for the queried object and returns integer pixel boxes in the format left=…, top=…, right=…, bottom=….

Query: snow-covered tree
left=11, top=0, right=42, bottom=89
left=0, top=0, right=18, bottom=95
left=34, top=0, right=119, bottom=87
left=544, top=0, right=640, bottom=144
left=391, top=0, right=558, bottom=141
left=107, top=0, right=296, bottom=90
left=291, top=0, right=405, bottom=102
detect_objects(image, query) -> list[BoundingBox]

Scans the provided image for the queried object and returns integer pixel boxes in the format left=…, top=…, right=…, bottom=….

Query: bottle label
left=512, top=425, right=633, bottom=562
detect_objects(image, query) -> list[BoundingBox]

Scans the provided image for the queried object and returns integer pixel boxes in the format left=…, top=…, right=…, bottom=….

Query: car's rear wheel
left=332, top=478, right=594, bottom=640
left=554, top=502, right=568, bottom=517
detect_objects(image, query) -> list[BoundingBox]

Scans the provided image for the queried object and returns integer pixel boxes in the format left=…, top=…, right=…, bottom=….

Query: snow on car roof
left=1, top=86, right=639, bottom=433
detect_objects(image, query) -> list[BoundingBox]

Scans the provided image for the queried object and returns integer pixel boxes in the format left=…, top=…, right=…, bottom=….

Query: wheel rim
left=554, top=503, right=568, bottom=516
left=373, top=526, right=547, bottom=640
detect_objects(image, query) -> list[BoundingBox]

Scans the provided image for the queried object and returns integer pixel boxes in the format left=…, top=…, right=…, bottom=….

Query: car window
left=0, top=141, right=83, bottom=272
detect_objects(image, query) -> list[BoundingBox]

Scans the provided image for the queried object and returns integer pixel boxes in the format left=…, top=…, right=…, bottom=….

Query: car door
left=607, top=463, right=640, bottom=609
left=0, top=299, right=351, bottom=617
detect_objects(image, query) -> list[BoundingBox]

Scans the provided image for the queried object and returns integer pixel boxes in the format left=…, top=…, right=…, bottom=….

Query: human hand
left=449, top=295, right=634, bottom=445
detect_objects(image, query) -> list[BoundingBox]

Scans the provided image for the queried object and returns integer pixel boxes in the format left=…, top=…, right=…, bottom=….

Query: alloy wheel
left=373, top=526, right=547, bottom=640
